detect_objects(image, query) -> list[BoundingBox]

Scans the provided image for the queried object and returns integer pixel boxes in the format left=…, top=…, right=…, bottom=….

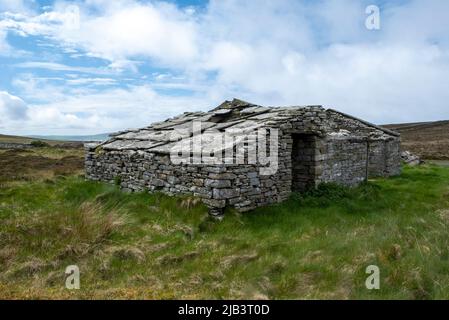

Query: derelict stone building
left=85, top=99, right=401, bottom=215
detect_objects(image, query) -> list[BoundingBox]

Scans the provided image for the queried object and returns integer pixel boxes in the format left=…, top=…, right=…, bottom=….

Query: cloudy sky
left=0, top=0, right=448, bottom=135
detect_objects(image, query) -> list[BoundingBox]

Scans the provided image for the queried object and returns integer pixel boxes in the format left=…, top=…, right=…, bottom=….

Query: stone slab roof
left=94, top=98, right=398, bottom=152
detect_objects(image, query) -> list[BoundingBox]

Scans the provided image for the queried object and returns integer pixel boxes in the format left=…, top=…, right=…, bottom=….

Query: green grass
left=1, top=165, right=449, bottom=299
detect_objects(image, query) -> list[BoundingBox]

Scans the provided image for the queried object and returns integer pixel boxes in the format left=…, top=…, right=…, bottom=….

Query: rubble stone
left=401, top=151, right=422, bottom=166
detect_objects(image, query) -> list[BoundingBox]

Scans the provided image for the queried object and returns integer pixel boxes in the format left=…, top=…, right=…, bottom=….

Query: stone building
left=85, top=99, right=401, bottom=216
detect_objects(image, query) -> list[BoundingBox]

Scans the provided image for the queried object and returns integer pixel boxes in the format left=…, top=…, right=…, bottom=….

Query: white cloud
left=25, top=105, right=101, bottom=132
left=5, top=75, right=217, bottom=135
left=66, top=77, right=116, bottom=86
left=0, top=91, right=106, bottom=134
left=74, top=2, right=197, bottom=65
left=28, top=84, right=212, bottom=128
left=0, top=27, right=10, bottom=54
left=15, top=61, right=111, bottom=74
left=383, top=0, right=449, bottom=47
left=1, top=0, right=198, bottom=66
left=194, top=0, right=449, bottom=123
left=12, top=73, right=72, bottom=102
left=0, top=91, right=28, bottom=121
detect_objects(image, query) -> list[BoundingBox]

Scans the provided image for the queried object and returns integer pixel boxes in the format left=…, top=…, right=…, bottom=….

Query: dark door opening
left=291, top=134, right=317, bottom=192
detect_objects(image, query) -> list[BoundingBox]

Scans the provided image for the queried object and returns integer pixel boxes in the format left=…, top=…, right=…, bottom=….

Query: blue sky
left=0, top=0, right=448, bottom=135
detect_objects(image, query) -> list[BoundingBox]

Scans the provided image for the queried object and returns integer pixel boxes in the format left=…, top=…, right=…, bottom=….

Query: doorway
left=291, top=134, right=317, bottom=192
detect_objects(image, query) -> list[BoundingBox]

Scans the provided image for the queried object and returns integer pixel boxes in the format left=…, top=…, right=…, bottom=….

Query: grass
left=0, top=148, right=84, bottom=184
left=0, top=134, right=60, bottom=146
left=1, top=148, right=449, bottom=299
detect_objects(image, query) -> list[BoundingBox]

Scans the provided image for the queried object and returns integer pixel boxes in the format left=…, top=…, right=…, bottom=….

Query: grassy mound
left=1, top=164, right=449, bottom=299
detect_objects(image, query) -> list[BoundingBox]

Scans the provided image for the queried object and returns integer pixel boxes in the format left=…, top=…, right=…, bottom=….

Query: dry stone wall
left=85, top=131, right=293, bottom=215
left=85, top=104, right=401, bottom=215
left=319, top=137, right=369, bottom=186
left=368, top=139, right=401, bottom=177
left=0, top=142, right=33, bottom=149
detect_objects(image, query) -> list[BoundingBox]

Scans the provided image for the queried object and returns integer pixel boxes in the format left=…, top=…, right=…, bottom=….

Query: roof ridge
left=209, top=98, right=258, bottom=111
left=327, top=108, right=400, bottom=137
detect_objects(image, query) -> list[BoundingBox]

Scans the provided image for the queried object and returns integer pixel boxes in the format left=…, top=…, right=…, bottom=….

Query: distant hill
left=31, top=133, right=110, bottom=142
left=383, top=120, right=449, bottom=160
left=0, top=134, right=60, bottom=146
left=0, top=132, right=108, bottom=149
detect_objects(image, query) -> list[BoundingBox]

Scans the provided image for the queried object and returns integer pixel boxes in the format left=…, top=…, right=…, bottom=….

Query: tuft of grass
left=30, top=140, right=50, bottom=148
left=1, top=164, right=449, bottom=299
left=114, top=176, right=122, bottom=186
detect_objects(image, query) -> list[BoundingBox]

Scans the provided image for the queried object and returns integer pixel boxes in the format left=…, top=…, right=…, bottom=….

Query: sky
left=0, top=0, right=448, bottom=135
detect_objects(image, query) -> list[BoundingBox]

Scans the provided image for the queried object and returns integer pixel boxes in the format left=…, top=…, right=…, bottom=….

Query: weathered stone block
left=213, top=188, right=240, bottom=199
left=205, top=179, right=231, bottom=188
left=203, top=198, right=226, bottom=208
